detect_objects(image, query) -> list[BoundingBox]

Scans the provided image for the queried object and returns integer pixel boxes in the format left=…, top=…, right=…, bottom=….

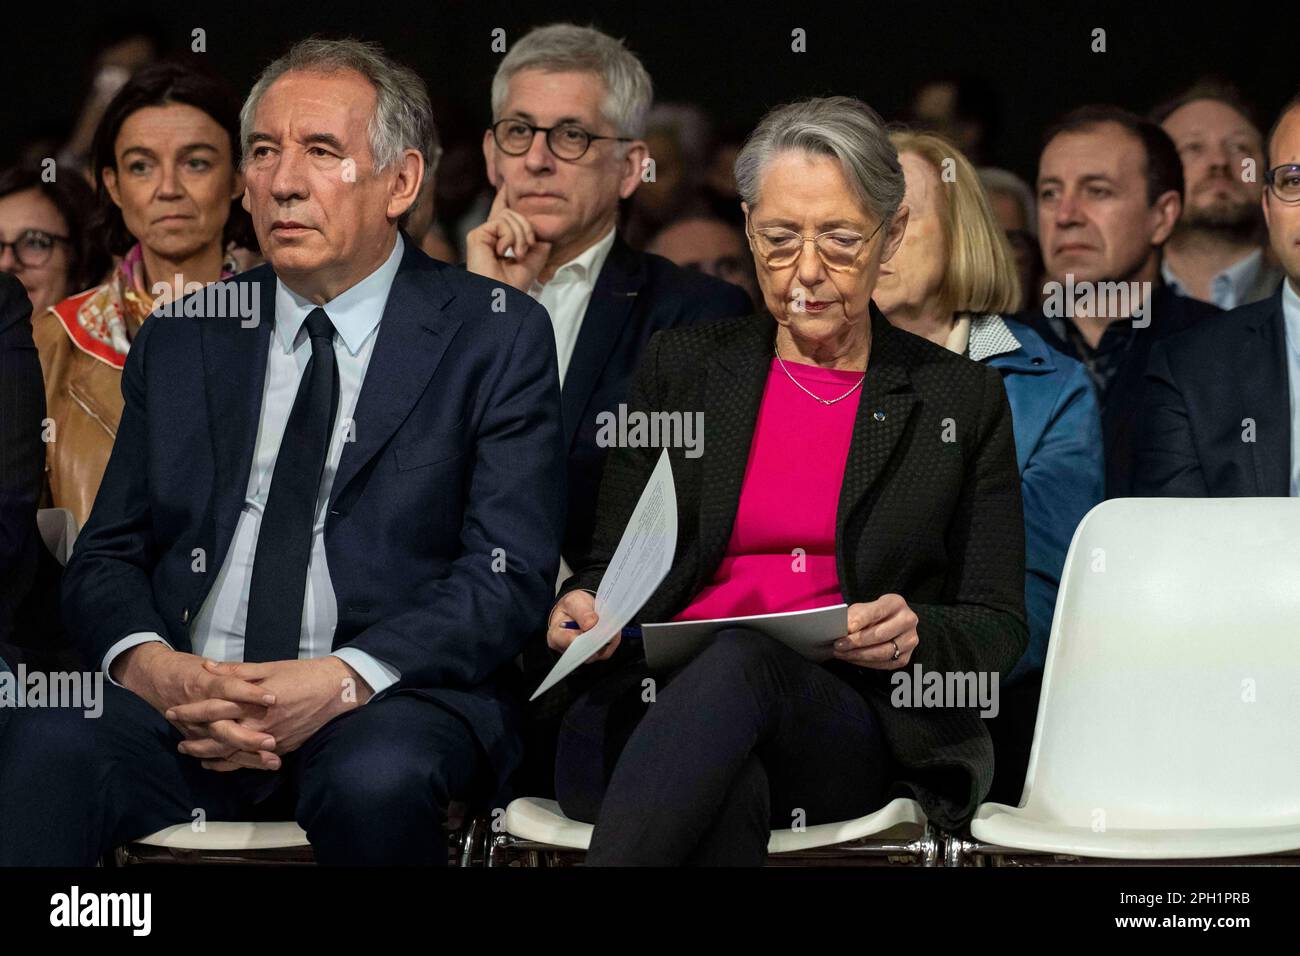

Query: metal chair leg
left=919, top=822, right=942, bottom=866
left=944, top=832, right=975, bottom=867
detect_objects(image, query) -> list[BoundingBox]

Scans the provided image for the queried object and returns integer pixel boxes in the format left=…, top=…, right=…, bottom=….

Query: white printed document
left=640, top=603, right=849, bottom=672
left=530, top=449, right=677, bottom=700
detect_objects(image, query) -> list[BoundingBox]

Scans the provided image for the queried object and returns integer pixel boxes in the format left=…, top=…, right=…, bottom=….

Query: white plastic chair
left=117, top=803, right=483, bottom=866
left=488, top=796, right=936, bottom=866
left=116, top=822, right=315, bottom=865
left=967, top=498, right=1300, bottom=863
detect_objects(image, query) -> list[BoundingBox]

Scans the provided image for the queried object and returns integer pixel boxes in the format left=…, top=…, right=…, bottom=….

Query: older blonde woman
left=543, top=97, right=1028, bottom=865
left=874, top=129, right=1103, bottom=802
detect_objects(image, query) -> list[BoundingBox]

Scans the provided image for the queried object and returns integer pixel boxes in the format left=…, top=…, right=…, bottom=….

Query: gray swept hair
left=734, top=96, right=904, bottom=223
left=491, top=23, right=653, bottom=140
left=240, top=37, right=441, bottom=224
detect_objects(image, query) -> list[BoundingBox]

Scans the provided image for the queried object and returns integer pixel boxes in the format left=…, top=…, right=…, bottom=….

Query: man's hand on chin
left=166, top=656, right=373, bottom=771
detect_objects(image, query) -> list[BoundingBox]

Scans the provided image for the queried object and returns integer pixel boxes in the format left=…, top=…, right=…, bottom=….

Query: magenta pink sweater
left=673, top=357, right=863, bottom=621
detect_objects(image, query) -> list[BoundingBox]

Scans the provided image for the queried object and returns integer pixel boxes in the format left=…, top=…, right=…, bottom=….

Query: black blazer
left=1021, top=285, right=1218, bottom=497
left=561, top=236, right=751, bottom=565
left=558, top=305, right=1028, bottom=829
left=63, top=242, right=567, bottom=793
left=0, top=275, right=45, bottom=657
left=1135, top=287, right=1290, bottom=496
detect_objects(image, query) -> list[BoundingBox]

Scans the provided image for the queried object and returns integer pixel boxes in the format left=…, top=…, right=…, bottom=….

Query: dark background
left=3, top=0, right=1289, bottom=180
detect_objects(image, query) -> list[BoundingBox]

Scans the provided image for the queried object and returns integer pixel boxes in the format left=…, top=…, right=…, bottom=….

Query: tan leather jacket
left=33, top=270, right=152, bottom=530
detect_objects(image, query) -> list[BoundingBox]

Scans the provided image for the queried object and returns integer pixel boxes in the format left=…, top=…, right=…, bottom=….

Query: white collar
left=535, top=226, right=617, bottom=288
left=965, top=313, right=1022, bottom=362
left=274, top=232, right=405, bottom=356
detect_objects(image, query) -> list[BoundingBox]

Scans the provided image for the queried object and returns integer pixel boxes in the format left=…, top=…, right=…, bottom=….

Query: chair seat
left=503, top=799, right=592, bottom=849
left=770, top=798, right=927, bottom=853
left=132, top=821, right=310, bottom=851
left=503, top=797, right=926, bottom=853
left=972, top=804, right=1300, bottom=859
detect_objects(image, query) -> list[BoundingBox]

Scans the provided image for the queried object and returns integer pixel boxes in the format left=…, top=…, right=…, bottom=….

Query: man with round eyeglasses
left=466, top=22, right=750, bottom=569
left=466, top=23, right=752, bottom=801
left=1136, top=93, right=1300, bottom=497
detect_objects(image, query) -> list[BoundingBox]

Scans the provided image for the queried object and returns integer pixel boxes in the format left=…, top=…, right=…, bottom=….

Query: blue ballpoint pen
left=560, top=621, right=642, bottom=639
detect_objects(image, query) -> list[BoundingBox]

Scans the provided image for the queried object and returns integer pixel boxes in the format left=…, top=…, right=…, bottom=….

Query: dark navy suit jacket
left=0, top=274, right=48, bottom=664
left=560, top=236, right=751, bottom=565
left=1135, top=286, right=1291, bottom=496
left=62, top=242, right=567, bottom=792
left=1020, top=284, right=1218, bottom=497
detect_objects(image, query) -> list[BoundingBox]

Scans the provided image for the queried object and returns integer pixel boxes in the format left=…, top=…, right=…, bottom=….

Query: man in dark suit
left=0, top=273, right=82, bottom=866
left=0, top=273, right=47, bottom=666
left=0, top=272, right=68, bottom=674
left=464, top=24, right=749, bottom=796
left=466, top=23, right=751, bottom=571
left=0, top=39, right=565, bottom=866
left=1016, top=106, right=1218, bottom=497
left=1136, top=95, right=1300, bottom=497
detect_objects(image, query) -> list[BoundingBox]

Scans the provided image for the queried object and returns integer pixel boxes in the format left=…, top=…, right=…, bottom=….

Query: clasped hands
left=112, top=643, right=372, bottom=772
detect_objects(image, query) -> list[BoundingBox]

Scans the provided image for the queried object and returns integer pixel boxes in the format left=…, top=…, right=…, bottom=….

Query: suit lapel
left=328, top=249, right=459, bottom=511
left=693, top=315, right=773, bottom=590
left=202, top=268, right=275, bottom=565
left=835, top=308, right=919, bottom=565
left=1238, top=293, right=1290, bottom=495
left=561, top=236, right=645, bottom=450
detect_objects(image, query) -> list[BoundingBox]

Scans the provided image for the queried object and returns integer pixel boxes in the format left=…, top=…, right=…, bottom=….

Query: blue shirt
left=1163, top=248, right=1269, bottom=312
left=1281, top=278, right=1300, bottom=497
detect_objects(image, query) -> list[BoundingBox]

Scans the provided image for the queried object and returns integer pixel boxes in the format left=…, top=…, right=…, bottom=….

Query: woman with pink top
left=546, top=96, right=1027, bottom=865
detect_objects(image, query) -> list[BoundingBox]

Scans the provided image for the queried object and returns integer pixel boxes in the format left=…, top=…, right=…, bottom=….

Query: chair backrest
left=35, top=508, right=78, bottom=566
left=1021, top=498, right=1300, bottom=828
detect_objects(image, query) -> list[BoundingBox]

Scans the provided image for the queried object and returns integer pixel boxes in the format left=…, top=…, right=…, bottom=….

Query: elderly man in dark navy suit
left=0, top=38, right=565, bottom=866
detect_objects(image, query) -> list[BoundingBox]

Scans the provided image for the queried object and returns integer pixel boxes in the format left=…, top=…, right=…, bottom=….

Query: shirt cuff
left=102, top=632, right=173, bottom=687
left=332, top=648, right=400, bottom=702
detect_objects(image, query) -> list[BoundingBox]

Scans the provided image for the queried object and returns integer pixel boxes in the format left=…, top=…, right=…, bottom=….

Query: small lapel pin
left=873, top=410, right=886, bottom=421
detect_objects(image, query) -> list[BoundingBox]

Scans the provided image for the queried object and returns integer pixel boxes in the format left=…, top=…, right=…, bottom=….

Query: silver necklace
left=774, top=344, right=866, bottom=406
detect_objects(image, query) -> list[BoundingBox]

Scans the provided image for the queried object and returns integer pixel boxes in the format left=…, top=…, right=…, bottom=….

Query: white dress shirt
left=102, top=234, right=407, bottom=698
left=527, top=226, right=616, bottom=386
left=1281, top=277, right=1300, bottom=498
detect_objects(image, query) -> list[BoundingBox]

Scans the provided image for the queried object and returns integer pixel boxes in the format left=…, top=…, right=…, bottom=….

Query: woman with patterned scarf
left=34, top=61, right=255, bottom=529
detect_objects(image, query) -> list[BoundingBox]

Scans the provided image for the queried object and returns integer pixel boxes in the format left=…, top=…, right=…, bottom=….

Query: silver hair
left=490, top=23, right=653, bottom=140
left=733, top=96, right=904, bottom=222
left=239, top=37, right=441, bottom=222
left=978, top=166, right=1039, bottom=236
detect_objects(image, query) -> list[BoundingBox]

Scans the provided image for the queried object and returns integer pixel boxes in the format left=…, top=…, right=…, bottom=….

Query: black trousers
left=0, top=681, right=487, bottom=866
left=556, top=628, right=895, bottom=866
